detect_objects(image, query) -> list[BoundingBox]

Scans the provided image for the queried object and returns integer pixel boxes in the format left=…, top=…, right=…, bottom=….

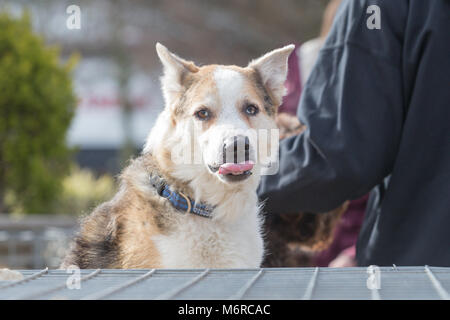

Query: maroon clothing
left=313, top=195, right=368, bottom=266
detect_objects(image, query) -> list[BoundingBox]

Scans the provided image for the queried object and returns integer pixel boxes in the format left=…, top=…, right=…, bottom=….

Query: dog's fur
left=61, top=44, right=345, bottom=269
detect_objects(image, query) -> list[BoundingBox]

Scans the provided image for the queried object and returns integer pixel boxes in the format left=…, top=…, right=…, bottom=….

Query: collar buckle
left=149, top=173, right=214, bottom=218
left=178, top=192, right=192, bottom=213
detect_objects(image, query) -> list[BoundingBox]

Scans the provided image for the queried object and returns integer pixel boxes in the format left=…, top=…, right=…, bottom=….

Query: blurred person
left=258, top=0, right=450, bottom=266
left=298, top=0, right=343, bottom=88
left=276, top=0, right=366, bottom=268
left=279, top=0, right=343, bottom=115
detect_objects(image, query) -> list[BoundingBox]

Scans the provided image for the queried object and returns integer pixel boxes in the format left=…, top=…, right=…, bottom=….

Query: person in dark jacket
left=258, top=0, right=450, bottom=266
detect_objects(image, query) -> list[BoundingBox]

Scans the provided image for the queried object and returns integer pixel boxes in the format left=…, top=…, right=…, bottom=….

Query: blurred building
left=69, top=58, right=162, bottom=174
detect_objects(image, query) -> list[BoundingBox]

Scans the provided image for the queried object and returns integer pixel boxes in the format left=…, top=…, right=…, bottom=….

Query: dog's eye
left=195, top=109, right=210, bottom=121
left=244, top=104, right=259, bottom=116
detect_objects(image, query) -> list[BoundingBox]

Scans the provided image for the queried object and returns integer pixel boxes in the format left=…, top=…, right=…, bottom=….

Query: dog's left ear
left=248, top=44, right=295, bottom=105
left=156, top=43, right=199, bottom=108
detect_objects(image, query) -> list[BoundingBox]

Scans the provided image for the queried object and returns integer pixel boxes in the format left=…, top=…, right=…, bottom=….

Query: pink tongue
left=219, top=162, right=254, bottom=175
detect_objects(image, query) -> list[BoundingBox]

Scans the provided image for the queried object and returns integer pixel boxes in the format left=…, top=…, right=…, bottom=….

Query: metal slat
left=82, top=269, right=156, bottom=300
left=166, top=270, right=265, bottom=300
left=155, top=269, right=210, bottom=300
left=229, top=269, right=264, bottom=300
left=302, top=267, right=319, bottom=300
left=425, top=266, right=450, bottom=300
left=18, top=269, right=101, bottom=300
left=1, top=267, right=449, bottom=300
left=0, top=267, right=48, bottom=289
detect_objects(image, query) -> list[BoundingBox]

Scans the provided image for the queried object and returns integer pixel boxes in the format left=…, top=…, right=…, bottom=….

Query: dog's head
left=145, top=43, right=294, bottom=187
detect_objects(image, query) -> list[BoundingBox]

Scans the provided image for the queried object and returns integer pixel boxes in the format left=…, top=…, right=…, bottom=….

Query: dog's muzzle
left=208, top=135, right=254, bottom=183
left=222, top=135, right=250, bottom=164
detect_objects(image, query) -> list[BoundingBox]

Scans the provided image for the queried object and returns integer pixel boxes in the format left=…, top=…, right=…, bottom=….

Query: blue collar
left=149, top=173, right=215, bottom=219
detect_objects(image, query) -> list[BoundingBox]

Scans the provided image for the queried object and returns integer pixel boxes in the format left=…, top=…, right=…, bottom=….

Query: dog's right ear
left=156, top=43, right=199, bottom=108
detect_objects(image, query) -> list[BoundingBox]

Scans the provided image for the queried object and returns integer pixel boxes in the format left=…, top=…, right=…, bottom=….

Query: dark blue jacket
left=258, top=0, right=450, bottom=266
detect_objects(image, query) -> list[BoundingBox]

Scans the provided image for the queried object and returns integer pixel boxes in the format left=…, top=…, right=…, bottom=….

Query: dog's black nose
left=233, top=135, right=250, bottom=152
left=223, top=135, right=250, bottom=164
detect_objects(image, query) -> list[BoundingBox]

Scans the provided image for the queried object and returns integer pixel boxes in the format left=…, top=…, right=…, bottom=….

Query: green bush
left=53, top=166, right=116, bottom=215
left=6, top=165, right=117, bottom=215
left=0, top=11, right=77, bottom=213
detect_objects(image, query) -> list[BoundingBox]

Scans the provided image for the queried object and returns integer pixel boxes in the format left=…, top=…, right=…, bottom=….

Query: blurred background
left=0, top=0, right=331, bottom=269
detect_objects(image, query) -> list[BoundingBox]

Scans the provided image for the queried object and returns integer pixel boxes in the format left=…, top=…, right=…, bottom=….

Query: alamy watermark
left=169, top=127, right=280, bottom=176
left=66, top=5, right=81, bottom=30
left=366, top=5, right=381, bottom=30
left=66, top=265, right=81, bottom=290
left=366, top=265, right=381, bottom=290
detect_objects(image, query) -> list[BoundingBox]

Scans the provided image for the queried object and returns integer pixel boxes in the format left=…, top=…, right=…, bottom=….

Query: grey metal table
left=0, top=266, right=449, bottom=300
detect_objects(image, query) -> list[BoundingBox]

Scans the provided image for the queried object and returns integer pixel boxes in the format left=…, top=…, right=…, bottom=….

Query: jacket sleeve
left=257, top=0, right=408, bottom=214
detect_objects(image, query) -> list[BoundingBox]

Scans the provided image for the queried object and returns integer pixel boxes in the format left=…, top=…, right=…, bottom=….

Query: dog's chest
left=153, top=211, right=263, bottom=268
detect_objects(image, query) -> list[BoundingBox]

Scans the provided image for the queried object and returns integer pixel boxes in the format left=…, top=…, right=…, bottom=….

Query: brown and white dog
left=61, top=43, right=294, bottom=269
left=61, top=43, right=345, bottom=269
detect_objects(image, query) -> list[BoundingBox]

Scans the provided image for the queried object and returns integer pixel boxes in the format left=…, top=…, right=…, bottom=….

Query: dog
left=61, top=43, right=297, bottom=269
left=61, top=43, right=346, bottom=269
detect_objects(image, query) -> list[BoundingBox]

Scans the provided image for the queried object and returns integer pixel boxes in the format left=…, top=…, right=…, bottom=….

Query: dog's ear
left=248, top=44, right=295, bottom=105
left=156, top=43, right=199, bottom=107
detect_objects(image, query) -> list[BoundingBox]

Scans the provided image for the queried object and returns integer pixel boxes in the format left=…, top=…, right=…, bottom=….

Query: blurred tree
left=0, top=11, right=76, bottom=214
